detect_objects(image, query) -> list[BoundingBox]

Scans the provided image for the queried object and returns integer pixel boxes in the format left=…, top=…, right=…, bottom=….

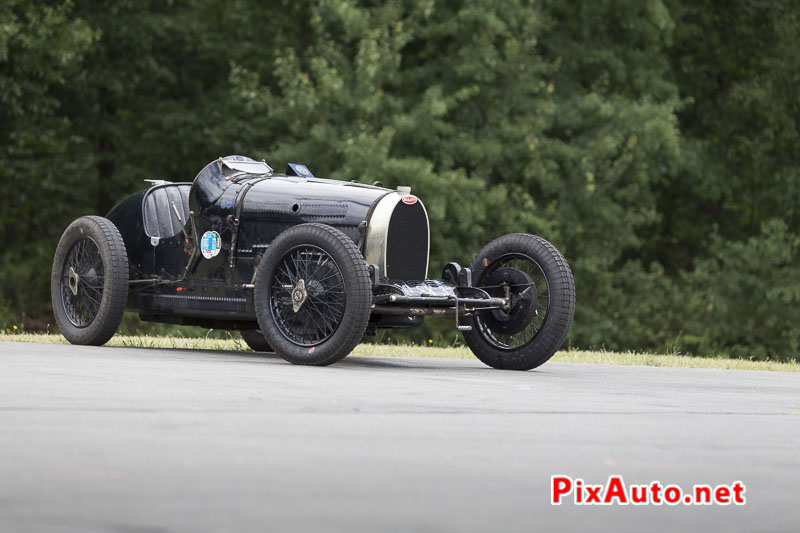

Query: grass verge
left=1, top=333, right=798, bottom=373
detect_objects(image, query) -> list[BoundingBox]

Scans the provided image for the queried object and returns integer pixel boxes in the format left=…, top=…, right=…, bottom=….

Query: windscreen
left=221, top=159, right=273, bottom=175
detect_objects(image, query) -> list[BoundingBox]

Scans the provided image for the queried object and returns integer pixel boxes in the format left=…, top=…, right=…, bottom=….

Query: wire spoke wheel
left=240, top=329, right=273, bottom=352
left=255, top=223, right=372, bottom=366
left=462, top=233, right=574, bottom=371
left=269, top=245, right=346, bottom=346
left=474, top=253, right=550, bottom=350
left=60, top=237, right=105, bottom=328
left=51, top=216, right=128, bottom=346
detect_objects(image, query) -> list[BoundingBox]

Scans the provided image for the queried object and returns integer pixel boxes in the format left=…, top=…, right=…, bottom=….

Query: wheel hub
left=481, top=267, right=537, bottom=335
left=68, top=267, right=80, bottom=296
left=291, top=279, right=307, bottom=313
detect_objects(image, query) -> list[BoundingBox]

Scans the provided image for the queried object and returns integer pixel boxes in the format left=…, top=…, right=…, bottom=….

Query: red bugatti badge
left=401, top=195, right=418, bottom=205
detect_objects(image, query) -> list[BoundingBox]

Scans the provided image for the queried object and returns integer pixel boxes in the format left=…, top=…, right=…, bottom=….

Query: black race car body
left=52, top=155, right=575, bottom=370
left=107, top=156, right=429, bottom=329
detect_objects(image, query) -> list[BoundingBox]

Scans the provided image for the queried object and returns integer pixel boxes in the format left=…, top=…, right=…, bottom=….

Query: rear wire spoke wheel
left=61, top=237, right=104, bottom=328
left=240, top=330, right=274, bottom=353
left=254, top=224, right=372, bottom=366
left=51, top=216, right=129, bottom=346
left=463, top=233, right=575, bottom=370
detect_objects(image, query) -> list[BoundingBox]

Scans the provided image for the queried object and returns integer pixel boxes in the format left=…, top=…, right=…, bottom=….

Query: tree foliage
left=1, top=0, right=797, bottom=360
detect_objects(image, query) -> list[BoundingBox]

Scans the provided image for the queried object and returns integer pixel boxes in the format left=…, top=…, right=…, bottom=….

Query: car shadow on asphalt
left=92, top=344, right=548, bottom=374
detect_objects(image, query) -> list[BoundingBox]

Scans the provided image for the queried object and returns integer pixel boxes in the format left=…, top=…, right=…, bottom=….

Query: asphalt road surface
left=1, top=341, right=798, bottom=533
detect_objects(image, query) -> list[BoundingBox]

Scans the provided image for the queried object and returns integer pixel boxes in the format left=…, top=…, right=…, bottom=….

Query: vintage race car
left=51, top=156, right=575, bottom=370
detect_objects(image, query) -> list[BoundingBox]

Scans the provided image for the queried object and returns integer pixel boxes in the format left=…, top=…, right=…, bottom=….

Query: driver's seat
left=142, top=183, right=192, bottom=239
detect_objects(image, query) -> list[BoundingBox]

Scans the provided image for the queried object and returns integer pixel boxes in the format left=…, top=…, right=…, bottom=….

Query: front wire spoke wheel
left=475, top=253, right=550, bottom=351
left=462, top=233, right=575, bottom=371
left=254, top=223, right=372, bottom=366
left=269, top=246, right=346, bottom=347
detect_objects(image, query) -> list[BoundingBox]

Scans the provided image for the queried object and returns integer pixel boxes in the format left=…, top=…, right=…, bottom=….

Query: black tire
left=254, top=223, right=372, bottom=366
left=240, top=329, right=274, bottom=352
left=462, top=233, right=575, bottom=370
left=51, top=216, right=129, bottom=346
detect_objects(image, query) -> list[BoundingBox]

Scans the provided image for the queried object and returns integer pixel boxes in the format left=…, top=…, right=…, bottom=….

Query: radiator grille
left=386, top=202, right=429, bottom=280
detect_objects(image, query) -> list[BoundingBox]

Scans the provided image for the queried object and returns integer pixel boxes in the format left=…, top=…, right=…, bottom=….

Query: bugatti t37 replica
left=52, top=156, right=575, bottom=370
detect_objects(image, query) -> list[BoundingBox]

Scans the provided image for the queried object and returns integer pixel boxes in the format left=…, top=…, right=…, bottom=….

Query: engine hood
left=188, top=156, right=429, bottom=281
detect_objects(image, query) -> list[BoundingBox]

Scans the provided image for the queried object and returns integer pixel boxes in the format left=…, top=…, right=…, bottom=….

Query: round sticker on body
left=201, top=231, right=221, bottom=259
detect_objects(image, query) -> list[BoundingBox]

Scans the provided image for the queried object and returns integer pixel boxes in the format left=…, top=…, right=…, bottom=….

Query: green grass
left=1, top=333, right=798, bottom=373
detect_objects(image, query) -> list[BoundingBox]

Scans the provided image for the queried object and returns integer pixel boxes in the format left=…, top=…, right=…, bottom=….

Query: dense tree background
left=1, top=0, right=798, bottom=360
